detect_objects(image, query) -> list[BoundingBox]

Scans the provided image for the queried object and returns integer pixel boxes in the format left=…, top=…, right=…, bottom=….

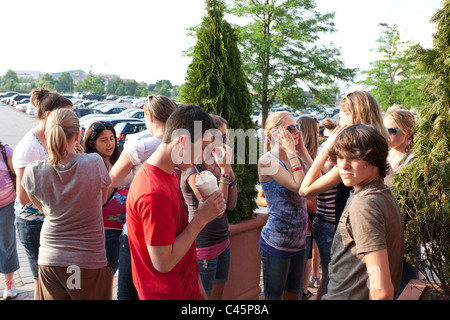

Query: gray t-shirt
left=180, top=164, right=229, bottom=248
left=22, top=153, right=111, bottom=269
left=323, top=180, right=404, bottom=300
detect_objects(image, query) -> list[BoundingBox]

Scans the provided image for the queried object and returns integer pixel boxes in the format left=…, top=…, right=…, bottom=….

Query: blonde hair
left=340, top=91, right=390, bottom=143
left=297, top=116, right=319, bottom=159
left=45, top=109, right=80, bottom=166
left=209, top=114, right=227, bottom=128
left=264, top=111, right=292, bottom=153
left=385, top=104, right=415, bottom=155
left=144, top=95, right=177, bottom=122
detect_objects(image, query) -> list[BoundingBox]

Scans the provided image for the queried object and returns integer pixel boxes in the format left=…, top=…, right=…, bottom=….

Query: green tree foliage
left=75, top=70, right=105, bottom=94
left=1, top=70, right=19, bottom=91
left=181, top=0, right=258, bottom=223
left=37, top=73, right=56, bottom=89
left=55, top=72, right=74, bottom=93
left=358, top=24, right=428, bottom=111
left=227, top=0, right=356, bottom=127
left=392, top=2, right=450, bottom=296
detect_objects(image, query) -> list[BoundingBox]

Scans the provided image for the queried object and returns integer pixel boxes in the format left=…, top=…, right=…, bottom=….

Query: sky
left=0, top=0, right=443, bottom=93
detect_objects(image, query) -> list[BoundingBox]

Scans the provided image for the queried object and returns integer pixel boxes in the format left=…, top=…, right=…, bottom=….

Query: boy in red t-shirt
left=126, top=104, right=226, bottom=300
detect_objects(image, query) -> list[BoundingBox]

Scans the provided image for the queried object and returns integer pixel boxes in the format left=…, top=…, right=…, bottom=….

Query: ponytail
left=47, top=124, right=69, bottom=166
left=45, top=109, right=80, bottom=166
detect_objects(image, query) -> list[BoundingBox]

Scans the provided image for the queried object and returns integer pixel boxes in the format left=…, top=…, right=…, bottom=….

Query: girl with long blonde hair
left=300, top=91, right=390, bottom=226
left=258, top=111, right=313, bottom=300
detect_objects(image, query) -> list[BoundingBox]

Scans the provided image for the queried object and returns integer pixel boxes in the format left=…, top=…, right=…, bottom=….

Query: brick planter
left=222, top=213, right=268, bottom=300
left=397, top=279, right=427, bottom=300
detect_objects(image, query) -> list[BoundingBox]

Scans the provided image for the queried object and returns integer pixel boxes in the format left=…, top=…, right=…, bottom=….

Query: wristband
left=288, top=155, right=298, bottom=161
left=292, top=166, right=303, bottom=172
left=218, top=180, right=230, bottom=185
left=220, top=173, right=231, bottom=181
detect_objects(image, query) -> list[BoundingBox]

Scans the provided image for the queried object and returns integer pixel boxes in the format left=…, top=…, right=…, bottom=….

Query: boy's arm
left=147, top=191, right=225, bottom=273
left=365, top=249, right=394, bottom=300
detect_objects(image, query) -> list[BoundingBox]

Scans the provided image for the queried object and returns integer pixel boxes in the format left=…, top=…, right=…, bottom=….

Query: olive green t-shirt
left=323, top=180, right=404, bottom=300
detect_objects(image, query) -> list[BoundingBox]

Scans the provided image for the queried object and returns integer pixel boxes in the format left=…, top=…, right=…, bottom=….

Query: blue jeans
left=0, top=202, right=19, bottom=274
left=105, top=229, right=122, bottom=274
left=15, top=217, right=43, bottom=280
left=397, top=247, right=420, bottom=298
left=117, top=233, right=138, bottom=300
left=312, top=217, right=336, bottom=268
left=198, top=245, right=231, bottom=297
left=259, top=246, right=306, bottom=300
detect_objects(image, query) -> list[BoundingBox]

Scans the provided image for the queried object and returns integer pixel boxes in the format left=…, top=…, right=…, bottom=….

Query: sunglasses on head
left=283, top=124, right=301, bottom=134
left=90, top=121, right=114, bottom=137
left=273, top=124, right=300, bottom=136
left=92, top=121, right=114, bottom=131
left=387, top=127, right=401, bottom=136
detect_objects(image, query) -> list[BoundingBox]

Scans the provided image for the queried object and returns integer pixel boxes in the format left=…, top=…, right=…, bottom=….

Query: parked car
left=106, top=94, right=119, bottom=101
left=16, top=102, right=30, bottom=112
left=116, top=96, right=137, bottom=103
left=133, top=97, right=147, bottom=108
left=80, top=116, right=144, bottom=141
left=85, top=101, right=108, bottom=109
left=96, top=105, right=128, bottom=114
left=125, top=129, right=151, bottom=143
left=9, top=94, right=30, bottom=106
left=114, top=121, right=148, bottom=151
left=116, top=108, right=145, bottom=119
left=80, top=92, right=106, bottom=100
left=73, top=107, right=95, bottom=118
left=0, top=91, right=19, bottom=99
left=14, top=98, right=30, bottom=108
left=26, top=104, right=36, bottom=115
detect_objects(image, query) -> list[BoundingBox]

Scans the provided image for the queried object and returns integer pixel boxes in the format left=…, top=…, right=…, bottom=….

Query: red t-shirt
left=126, top=163, right=201, bottom=300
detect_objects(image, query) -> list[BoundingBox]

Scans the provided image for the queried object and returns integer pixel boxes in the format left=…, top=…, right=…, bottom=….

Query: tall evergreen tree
left=181, top=0, right=258, bottom=223
left=392, top=1, right=450, bottom=296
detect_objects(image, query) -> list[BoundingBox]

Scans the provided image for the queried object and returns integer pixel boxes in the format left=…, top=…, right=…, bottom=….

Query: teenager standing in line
left=13, top=87, right=73, bottom=299
left=126, top=104, right=226, bottom=300
left=109, top=95, right=177, bottom=300
left=83, top=121, right=125, bottom=286
left=0, top=141, right=18, bottom=299
left=180, top=114, right=237, bottom=299
left=258, top=111, right=313, bottom=300
left=21, top=109, right=112, bottom=300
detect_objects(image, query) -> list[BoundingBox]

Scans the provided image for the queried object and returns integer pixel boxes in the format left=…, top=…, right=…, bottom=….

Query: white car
left=26, top=104, right=36, bottom=115
left=116, top=96, right=137, bottom=103
left=16, top=102, right=29, bottom=112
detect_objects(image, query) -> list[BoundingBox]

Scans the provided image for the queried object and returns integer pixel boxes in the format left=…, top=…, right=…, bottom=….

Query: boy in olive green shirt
left=322, top=124, right=404, bottom=300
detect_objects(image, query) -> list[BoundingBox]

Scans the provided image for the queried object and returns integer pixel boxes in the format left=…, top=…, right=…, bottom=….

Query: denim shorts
left=312, top=217, right=336, bottom=268
left=15, top=217, right=43, bottom=280
left=198, top=245, right=231, bottom=297
left=0, top=202, right=20, bottom=274
left=259, top=246, right=306, bottom=300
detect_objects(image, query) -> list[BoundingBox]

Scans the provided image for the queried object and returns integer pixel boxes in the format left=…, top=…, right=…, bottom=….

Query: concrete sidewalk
left=0, top=232, right=119, bottom=300
left=1, top=208, right=319, bottom=300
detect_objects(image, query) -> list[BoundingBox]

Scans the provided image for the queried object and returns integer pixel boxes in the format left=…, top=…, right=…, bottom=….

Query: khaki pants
left=39, top=265, right=113, bottom=300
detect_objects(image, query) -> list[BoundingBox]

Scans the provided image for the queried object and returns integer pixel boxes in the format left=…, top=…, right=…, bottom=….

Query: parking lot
left=0, top=98, right=144, bottom=148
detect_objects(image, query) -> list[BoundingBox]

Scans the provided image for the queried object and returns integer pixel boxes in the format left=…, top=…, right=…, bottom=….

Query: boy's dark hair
left=162, top=104, right=217, bottom=144
left=328, top=124, right=390, bottom=179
